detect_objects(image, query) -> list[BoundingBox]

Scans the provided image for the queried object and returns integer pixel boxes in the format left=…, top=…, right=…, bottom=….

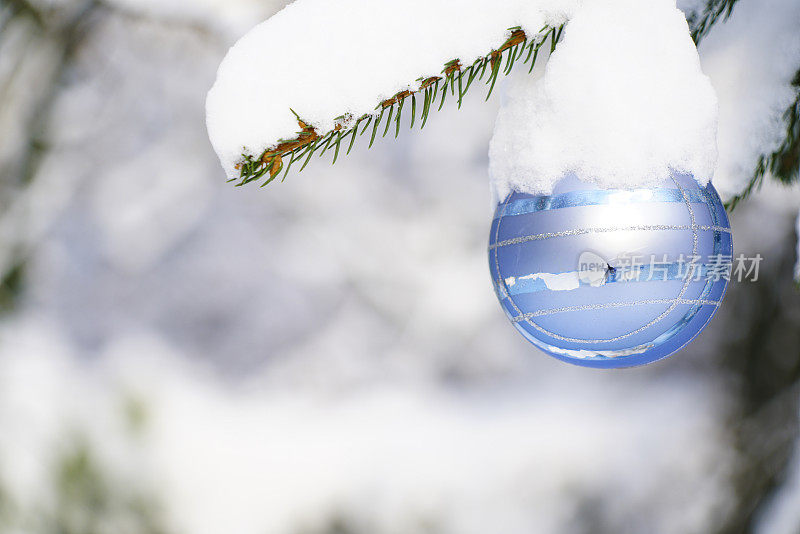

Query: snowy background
left=0, top=1, right=799, bottom=533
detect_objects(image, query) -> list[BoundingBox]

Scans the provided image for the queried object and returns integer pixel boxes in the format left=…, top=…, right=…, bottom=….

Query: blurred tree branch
left=0, top=0, right=100, bottom=312
left=3, top=0, right=44, bottom=28
left=716, top=227, right=800, bottom=534
left=687, top=0, right=740, bottom=44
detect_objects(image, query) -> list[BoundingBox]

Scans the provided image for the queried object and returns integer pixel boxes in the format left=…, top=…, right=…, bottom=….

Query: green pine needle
left=331, top=131, right=344, bottom=164
left=438, top=77, right=448, bottom=111
left=346, top=124, right=359, bottom=155
left=421, top=87, right=432, bottom=129
left=383, top=104, right=394, bottom=137
left=369, top=110, right=382, bottom=148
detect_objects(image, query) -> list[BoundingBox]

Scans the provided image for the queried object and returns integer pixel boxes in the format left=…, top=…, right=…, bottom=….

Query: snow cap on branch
left=206, top=0, right=582, bottom=180
left=490, top=0, right=719, bottom=200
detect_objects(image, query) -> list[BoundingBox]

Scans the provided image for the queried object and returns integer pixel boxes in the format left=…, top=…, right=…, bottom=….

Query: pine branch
left=687, top=0, right=740, bottom=44
left=726, top=68, right=800, bottom=211
left=233, top=24, right=564, bottom=187
left=4, top=0, right=45, bottom=29
left=686, top=1, right=800, bottom=212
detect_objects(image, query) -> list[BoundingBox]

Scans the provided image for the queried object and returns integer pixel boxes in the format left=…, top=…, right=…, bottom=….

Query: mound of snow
left=489, top=0, right=718, bottom=199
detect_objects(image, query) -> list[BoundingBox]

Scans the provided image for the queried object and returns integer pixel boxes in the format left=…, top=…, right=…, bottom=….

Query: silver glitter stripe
left=495, top=188, right=706, bottom=219
left=489, top=224, right=731, bottom=250
left=511, top=298, right=721, bottom=321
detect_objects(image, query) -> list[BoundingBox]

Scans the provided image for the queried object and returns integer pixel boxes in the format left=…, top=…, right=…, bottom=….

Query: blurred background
left=0, top=0, right=799, bottom=533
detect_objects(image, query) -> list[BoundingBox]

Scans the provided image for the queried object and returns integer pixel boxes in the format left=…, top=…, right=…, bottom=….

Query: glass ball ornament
left=488, top=172, right=732, bottom=368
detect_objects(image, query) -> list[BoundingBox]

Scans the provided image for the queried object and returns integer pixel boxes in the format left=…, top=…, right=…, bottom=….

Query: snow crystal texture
left=206, top=0, right=581, bottom=179
left=489, top=0, right=719, bottom=200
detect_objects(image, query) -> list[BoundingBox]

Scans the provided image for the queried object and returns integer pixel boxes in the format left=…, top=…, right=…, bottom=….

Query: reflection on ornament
left=488, top=173, right=732, bottom=369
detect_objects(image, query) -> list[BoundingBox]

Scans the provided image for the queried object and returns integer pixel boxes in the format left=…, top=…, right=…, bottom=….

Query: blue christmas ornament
left=488, top=173, right=732, bottom=368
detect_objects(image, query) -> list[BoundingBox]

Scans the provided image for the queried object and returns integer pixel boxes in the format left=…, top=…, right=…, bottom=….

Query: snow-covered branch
left=726, top=69, right=800, bottom=211
left=218, top=25, right=562, bottom=187
left=206, top=0, right=580, bottom=186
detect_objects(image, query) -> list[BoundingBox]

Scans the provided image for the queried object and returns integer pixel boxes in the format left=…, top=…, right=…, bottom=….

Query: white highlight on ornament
left=507, top=271, right=582, bottom=291
left=605, top=189, right=657, bottom=204
left=206, top=0, right=582, bottom=179
left=535, top=272, right=581, bottom=291
left=489, top=0, right=719, bottom=200
left=560, top=344, right=651, bottom=360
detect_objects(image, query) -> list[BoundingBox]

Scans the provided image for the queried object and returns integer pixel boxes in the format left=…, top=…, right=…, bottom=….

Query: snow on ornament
left=488, top=173, right=732, bottom=368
